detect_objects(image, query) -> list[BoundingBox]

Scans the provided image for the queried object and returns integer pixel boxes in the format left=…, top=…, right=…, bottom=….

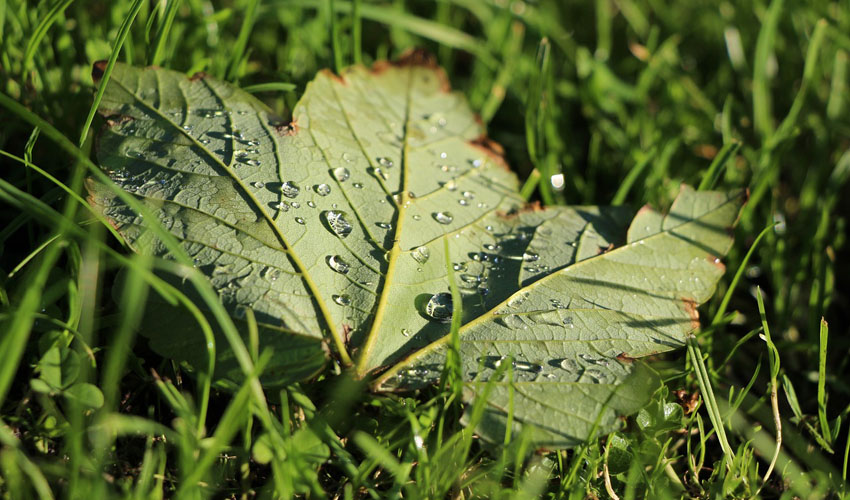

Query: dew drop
left=514, top=361, right=542, bottom=373
left=244, top=159, right=261, bottom=166
left=483, top=243, right=499, bottom=251
left=458, top=199, right=469, bottom=206
left=412, top=246, right=430, bottom=264
left=281, top=181, right=300, bottom=198
left=252, top=181, right=265, bottom=188
left=453, top=262, right=467, bottom=272
left=433, top=212, right=454, bottom=225
left=412, top=214, right=422, bottom=221
left=199, top=138, right=210, bottom=145
left=376, top=222, right=391, bottom=229
left=377, top=157, right=394, bottom=167
left=332, top=294, right=351, bottom=306
left=461, top=191, right=475, bottom=199
left=342, top=152, right=353, bottom=162
left=332, top=167, right=350, bottom=182
left=424, top=292, right=453, bottom=323
left=353, top=182, right=364, bottom=189
left=182, top=125, right=193, bottom=131
left=522, top=251, right=539, bottom=262
left=316, top=183, right=331, bottom=196
left=470, top=158, right=483, bottom=168
left=294, top=216, right=305, bottom=225
left=401, top=328, right=411, bottom=337
left=327, top=255, right=350, bottom=274
left=290, top=201, right=301, bottom=209
left=324, top=210, right=353, bottom=238
left=273, top=201, right=290, bottom=211
left=439, top=152, right=448, bottom=159
left=559, top=358, right=578, bottom=372
left=501, top=314, right=528, bottom=329
left=444, top=180, right=458, bottom=191
left=307, top=201, right=316, bottom=208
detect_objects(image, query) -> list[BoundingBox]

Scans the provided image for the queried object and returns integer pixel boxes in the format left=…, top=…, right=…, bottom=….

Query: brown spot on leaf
left=682, top=298, right=701, bottom=331
left=497, top=201, right=546, bottom=220
left=189, top=71, right=208, bottom=82
left=707, top=254, right=726, bottom=272
left=616, top=352, right=635, bottom=364
left=342, top=323, right=352, bottom=345
left=104, top=114, right=134, bottom=128
left=271, top=117, right=299, bottom=136
left=92, top=60, right=108, bottom=83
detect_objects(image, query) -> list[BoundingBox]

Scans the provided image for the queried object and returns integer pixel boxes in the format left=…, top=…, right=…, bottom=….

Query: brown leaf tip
left=92, top=60, right=108, bottom=83
left=189, top=71, right=209, bottom=82
left=468, top=135, right=511, bottom=172
left=682, top=298, right=700, bottom=331
left=371, top=49, right=450, bottom=92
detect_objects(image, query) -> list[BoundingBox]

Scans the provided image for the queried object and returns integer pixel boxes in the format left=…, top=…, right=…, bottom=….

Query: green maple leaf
left=89, top=54, right=745, bottom=447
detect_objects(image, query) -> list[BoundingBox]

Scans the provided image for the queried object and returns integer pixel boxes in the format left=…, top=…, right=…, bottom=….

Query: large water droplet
left=559, top=358, right=578, bottom=372
left=424, top=292, right=453, bottom=323
left=316, top=183, right=331, bottom=196
left=514, top=361, right=542, bottom=373
left=332, top=167, right=350, bottom=182
left=324, top=210, right=353, bottom=238
left=332, top=294, right=351, bottom=306
left=433, top=212, right=453, bottom=224
left=501, top=314, right=528, bottom=329
left=327, top=255, right=350, bottom=274
left=281, top=181, right=300, bottom=198
left=412, top=246, right=430, bottom=264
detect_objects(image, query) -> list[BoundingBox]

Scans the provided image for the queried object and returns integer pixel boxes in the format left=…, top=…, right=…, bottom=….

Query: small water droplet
left=377, top=157, right=394, bottom=167
left=514, top=361, right=542, bottom=373
left=402, top=328, right=411, bottom=337
left=453, top=262, right=467, bottom=272
left=376, top=222, right=391, bottom=229
left=199, top=138, right=210, bottom=145
left=412, top=214, right=422, bottom=221
left=294, top=216, right=305, bottom=225
left=433, top=212, right=453, bottom=224
left=273, top=201, right=290, bottom=211
left=563, top=316, right=574, bottom=328
left=182, top=125, right=193, bottom=131
left=462, top=191, right=475, bottom=199
left=458, top=199, right=469, bottom=206
left=440, top=152, right=448, bottom=159
left=316, top=183, right=331, bottom=196
left=244, top=159, right=261, bottom=166
left=444, top=180, right=457, bottom=191
left=332, top=167, right=350, bottom=182
left=412, top=246, right=430, bottom=264
left=483, top=243, right=499, bottom=251
left=332, top=294, right=351, bottom=306
left=353, top=182, right=364, bottom=189
left=252, top=181, right=265, bottom=188
left=342, top=152, right=353, bottom=162
left=523, top=251, right=539, bottom=262
left=485, top=225, right=494, bottom=232
left=307, top=201, right=316, bottom=208
left=281, top=181, right=300, bottom=198
left=324, top=210, right=353, bottom=238
left=327, top=255, right=350, bottom=274
left=424, top=292, right=453, bottom=323
left=290, top=201, right=301, bottom=208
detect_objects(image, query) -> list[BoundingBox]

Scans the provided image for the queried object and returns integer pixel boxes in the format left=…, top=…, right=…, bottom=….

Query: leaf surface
left=91, top=57, right=744, bottom=446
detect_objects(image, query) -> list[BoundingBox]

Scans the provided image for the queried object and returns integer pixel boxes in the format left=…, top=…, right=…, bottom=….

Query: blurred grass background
left=0, top=0, right=849, bottom=498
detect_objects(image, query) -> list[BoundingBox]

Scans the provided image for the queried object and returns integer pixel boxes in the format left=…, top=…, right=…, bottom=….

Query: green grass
left=1, top=0, right=849, bottom=498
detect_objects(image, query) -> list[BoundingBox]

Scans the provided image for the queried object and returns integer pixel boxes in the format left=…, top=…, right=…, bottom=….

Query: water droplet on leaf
left=316, top=183, right=331, bottom=196
left=332, top=167, right=350, bottom=182
left=433, top=212, right=453, bottom=225
left=327, top=255, right=350, bottom=274
left=281, top=181, right=300, bottom=198
left=324, top=210, right=353, bottom=238
left=333, top=294, right=351, bottom=306
left=424, top=292, right=453, bottom=323
left=412, top=246, right=430, bottom=264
